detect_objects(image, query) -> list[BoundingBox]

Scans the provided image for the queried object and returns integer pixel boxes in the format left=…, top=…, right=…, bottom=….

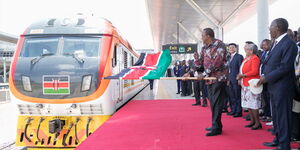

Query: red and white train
left=9, top=15, right=147, bottom=149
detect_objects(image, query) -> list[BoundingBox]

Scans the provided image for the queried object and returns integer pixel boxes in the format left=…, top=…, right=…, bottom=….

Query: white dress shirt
left=271, top=33, right=287, bottom=51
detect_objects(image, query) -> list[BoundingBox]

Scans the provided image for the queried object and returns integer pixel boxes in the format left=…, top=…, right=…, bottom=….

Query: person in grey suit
left=257, top=18, right=298, bottom=150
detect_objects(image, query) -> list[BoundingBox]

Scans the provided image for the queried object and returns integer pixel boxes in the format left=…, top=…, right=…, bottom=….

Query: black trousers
left=262, top=85, right=271, bottom=117
left=187, top=80, right=193, bottom=95
left=176, top=80, right=181, bottom=93
left=182, top=80, right=192, bottom=96
left=223, top=85, right=231, bottom=111
left=181, top=80, right=188, bottom=95
left=193, top=80, right=207, bottom=104
left=149, top=79, right=154, bottom=90
left=292, top=111, right=300, bottom=139
left=229, top=81, right=242, bottom=113
left=269, top=87, right=293, bottom=150
left=207, top=82, right=226, bottom=131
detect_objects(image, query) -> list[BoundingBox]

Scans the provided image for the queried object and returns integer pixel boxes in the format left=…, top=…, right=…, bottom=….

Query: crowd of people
left=173, top=18, right=300, bottom=150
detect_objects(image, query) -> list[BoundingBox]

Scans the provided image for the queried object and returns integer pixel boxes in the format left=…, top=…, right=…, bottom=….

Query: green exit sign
left=162, top=43, right=197, bottom=54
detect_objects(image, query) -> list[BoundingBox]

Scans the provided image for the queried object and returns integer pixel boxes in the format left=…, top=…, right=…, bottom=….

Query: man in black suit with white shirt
left=257, top=18, right=298, bottom=150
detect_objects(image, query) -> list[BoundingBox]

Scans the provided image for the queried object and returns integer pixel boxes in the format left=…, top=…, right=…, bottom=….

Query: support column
left=215, top=26, right=224, bottom=41
left=257, top=0, right=269, bottom=45
left=197, top=41, right=202, bottom=54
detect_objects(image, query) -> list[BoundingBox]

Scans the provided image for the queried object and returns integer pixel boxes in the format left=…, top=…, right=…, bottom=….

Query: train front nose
left=14, top=56, right=100, bottom=99
left=12, top=36, right=103, bottom=99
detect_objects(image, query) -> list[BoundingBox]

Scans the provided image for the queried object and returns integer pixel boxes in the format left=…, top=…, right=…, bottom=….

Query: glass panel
left=63, top=37, right=100, bottom=57
left=20, top=37, right=59, bottom=57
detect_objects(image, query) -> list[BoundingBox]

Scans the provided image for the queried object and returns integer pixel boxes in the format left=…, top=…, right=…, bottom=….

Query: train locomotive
left=9, top=16, right=147, bottom=149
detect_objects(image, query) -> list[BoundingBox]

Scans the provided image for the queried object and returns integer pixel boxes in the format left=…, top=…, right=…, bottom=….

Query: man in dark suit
left=173, top=61, right=181, bottom=94
left=227, top=43, right=244, bottom=117
left=257, top=18, right=298, bottom=150
left=179, top=60, right=190, bottom=96
left=260, top=39, right=272, bottom=122
left=190, top=52, right=207, bottom=107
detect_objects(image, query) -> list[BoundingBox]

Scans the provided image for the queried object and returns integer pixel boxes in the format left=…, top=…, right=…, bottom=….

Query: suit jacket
left=173, top=65, right=181, bottom=77
left=260, top=51, right=268, bottom=64
left=262, top=35, right=297, bottom=96
left=241, top=55, right=260, bottom=86
left=229, top=53, right=244, bottom=83
left=179, top=65, right=189, bottom=77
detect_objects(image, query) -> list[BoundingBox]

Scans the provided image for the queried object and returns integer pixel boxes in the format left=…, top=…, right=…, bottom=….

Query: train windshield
left=20, top=37, right=59, bottom=57
left=63, top=37, right=100, bottom=57
left=20, top=36, right=101, bottom=57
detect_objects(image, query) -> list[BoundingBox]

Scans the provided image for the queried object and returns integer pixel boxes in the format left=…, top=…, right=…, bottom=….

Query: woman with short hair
left=237, top=42, right=262, bottom=130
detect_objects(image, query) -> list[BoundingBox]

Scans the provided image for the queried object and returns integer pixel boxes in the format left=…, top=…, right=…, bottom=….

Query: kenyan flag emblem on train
left=43, top=75, right=70, bottom=95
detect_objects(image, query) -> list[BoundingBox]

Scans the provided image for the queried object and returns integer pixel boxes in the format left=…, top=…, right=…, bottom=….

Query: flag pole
left=103, top=77, right=217, bottom=80
left=159, top=77, right=217, bottom=80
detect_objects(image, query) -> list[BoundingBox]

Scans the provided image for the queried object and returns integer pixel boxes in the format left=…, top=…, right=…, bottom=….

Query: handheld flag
left=105, top=50, right=172, bottom=80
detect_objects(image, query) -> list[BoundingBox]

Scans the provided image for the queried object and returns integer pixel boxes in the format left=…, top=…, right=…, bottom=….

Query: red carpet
left=76, top=100, right=299, bottom=150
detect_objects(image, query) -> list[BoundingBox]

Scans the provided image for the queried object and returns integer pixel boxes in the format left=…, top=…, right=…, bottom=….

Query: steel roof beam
left=177, top=22, right=201, bottom=43
left=220, top=0, right=250, bottom=27
left=0, top=31, right=18, bottom=44
left=185, top=0, right=219, bottom=27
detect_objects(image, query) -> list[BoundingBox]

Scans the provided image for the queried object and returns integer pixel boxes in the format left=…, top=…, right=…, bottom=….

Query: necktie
left=264, top=51, right=269, bottom=61
left=270, top=40, right=278, bottom=52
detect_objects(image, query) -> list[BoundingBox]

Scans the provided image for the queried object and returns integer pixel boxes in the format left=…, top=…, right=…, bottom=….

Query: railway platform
left=76, top=80, right=300, bottom=150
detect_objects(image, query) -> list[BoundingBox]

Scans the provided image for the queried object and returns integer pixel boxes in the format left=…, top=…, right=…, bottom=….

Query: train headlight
left=22, top=76, right=32, bottom=92
left=81, top=75, right=92, bottom=91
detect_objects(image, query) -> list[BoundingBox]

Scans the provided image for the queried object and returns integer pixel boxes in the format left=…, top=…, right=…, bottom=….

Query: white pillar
left=197, top=41, right=202, bottom=54
left=215, top=26, right=224, bottom=41
left=257, top=0, right=269, bottom=45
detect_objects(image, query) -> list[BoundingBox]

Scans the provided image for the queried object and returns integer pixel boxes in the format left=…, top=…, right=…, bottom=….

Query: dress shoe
left=227, top=111, right=235, bottom=116
left=243, top=115, right=250, bottom=121
left=206, top=130, right=222, bottom=136
left=266, top=121, right=273, bottom=126
left=176, top=92, right=180, bottom=94
left=262, top=116, right=272, bottom=122
left=205, top=127, right=212, bottom=131
left=291, top=136, right=300, bottom=142
left=263, top=142, right=278, bottom=147
left=222, top=109, right=228, bottom=113
left=244, top=123, right=254, bottom=128
left=274, top=146, right=283, bottom=150
left=202, top=103, right=207, bottom=107
left=233, top=112, right=242, bottom=117
left=251, top=124, right=262, bottom=130
left=192, top=103, right=201, bottom=106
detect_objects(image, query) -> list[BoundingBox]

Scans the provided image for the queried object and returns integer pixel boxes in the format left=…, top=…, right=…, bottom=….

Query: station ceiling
left=146, top=0, right=276, bottom=50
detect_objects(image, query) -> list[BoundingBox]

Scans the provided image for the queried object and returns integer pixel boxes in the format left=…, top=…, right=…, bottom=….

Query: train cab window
left=131, top=56, right=134, bottom=66
left=20, top=37, right=59, bottom=57
left=63, top=37, right=100, bottom=57
left=112, top=45, right=117, bottom=67
left=124, top=51, right=128, bottom=68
